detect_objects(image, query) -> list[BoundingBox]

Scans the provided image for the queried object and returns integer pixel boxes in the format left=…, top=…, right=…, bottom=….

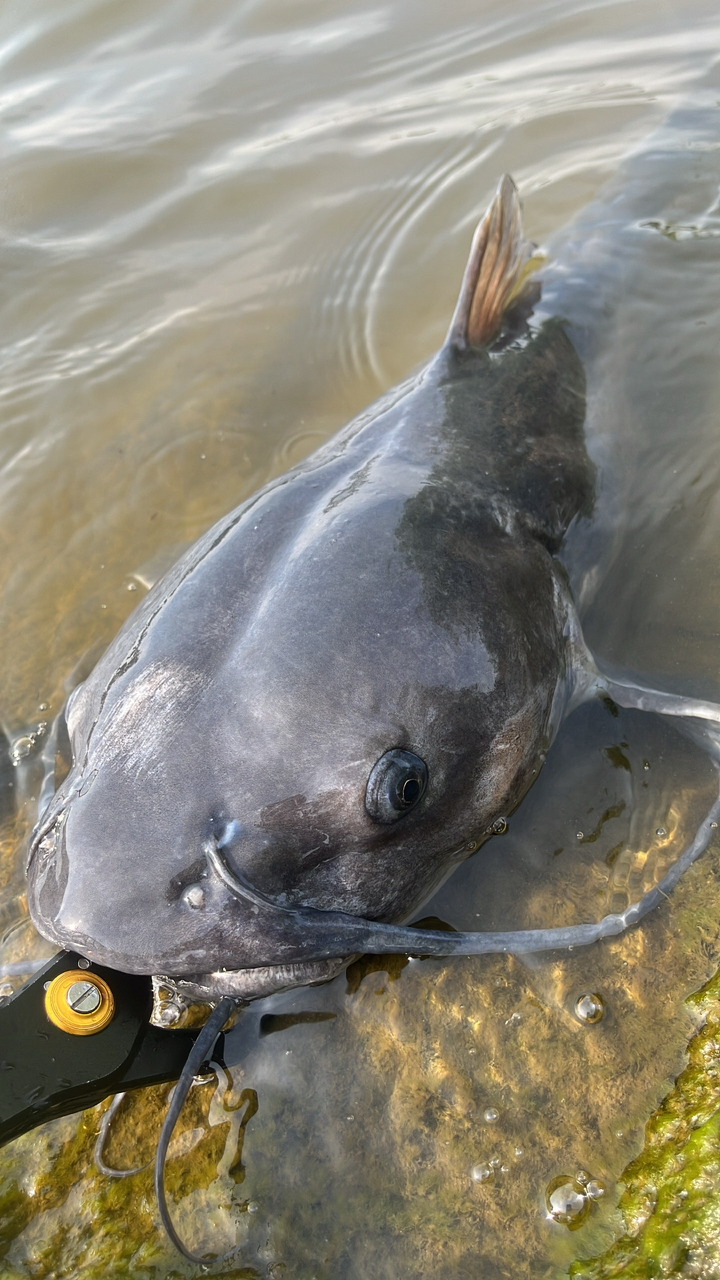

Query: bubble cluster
left=10, top=722, right=47, bottom=766
left=489, top=816, right=508, bottom=835
left=12, top=737, right=33, bottom=762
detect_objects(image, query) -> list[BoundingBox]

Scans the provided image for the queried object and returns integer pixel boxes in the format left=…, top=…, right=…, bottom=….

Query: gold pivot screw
left=44, top=970, right=115, bottom=1035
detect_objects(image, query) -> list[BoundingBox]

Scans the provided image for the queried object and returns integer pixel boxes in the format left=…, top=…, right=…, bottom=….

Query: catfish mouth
left=27, top=793, right=461, bottom=980
left=26, top=800, right=378, bottom=974
left=27, top=811, right=358, bottom=997
left=26, top=806, right=430, bottom=978
left=154, top=956, right=352, bottom=1011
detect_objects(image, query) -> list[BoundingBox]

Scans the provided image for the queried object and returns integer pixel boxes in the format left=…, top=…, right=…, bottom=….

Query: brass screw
left=45, top=970, right=115, bottom=1035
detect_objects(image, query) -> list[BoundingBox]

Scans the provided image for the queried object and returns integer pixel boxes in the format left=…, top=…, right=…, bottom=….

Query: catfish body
left=27, top=180, right=594, bottom=996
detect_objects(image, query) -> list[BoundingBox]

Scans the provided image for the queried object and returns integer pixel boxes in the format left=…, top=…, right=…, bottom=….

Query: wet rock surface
left=572, top=968, right=720, bottom=1279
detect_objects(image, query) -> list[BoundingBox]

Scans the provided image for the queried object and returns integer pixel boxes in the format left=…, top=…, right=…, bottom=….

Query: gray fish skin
left=27, top=181, right=593, bottom=989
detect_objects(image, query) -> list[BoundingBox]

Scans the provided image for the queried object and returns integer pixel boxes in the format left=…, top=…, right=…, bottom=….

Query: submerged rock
left=571, top=967, right=720, bottom=1280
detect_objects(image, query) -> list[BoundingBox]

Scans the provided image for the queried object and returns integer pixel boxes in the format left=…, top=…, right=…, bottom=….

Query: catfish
left=27, top=177, right=720, bottom=1013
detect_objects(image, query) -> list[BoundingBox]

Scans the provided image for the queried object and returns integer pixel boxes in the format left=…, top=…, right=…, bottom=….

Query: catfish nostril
left=213, top=818, right=247, bottom=850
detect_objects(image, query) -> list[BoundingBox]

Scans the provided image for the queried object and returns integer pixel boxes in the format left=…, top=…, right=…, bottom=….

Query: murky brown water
left=2, top=1, right=720, bottom=1276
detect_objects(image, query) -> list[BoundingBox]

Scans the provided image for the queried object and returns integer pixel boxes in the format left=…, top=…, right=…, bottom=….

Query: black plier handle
left=0, top=951, right=201, bottom=1148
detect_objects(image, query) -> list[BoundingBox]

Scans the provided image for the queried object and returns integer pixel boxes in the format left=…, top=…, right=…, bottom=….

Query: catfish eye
left=365, top=749, right=428, bottom=824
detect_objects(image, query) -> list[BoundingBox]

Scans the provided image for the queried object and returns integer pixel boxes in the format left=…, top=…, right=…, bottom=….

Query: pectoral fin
left=568, top=625, right=720, bottom=762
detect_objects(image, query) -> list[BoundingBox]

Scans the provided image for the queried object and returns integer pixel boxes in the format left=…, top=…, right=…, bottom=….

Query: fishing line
left=154, top=995, right=238, bottom=1265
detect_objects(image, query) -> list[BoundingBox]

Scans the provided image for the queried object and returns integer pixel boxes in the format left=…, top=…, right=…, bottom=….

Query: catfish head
left=27, top=178, right=593, bottom=999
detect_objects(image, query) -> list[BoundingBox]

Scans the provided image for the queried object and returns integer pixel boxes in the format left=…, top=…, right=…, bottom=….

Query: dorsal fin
left=446, top=175, right=538, bottom=351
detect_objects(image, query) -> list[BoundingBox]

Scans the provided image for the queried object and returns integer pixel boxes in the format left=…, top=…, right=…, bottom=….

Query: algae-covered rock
left=0, top=1076, right=263, bottom=1279
left=571, top=968, right=720, bottom=1279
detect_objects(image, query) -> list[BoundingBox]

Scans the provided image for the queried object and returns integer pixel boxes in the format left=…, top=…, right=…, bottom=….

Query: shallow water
left=2, top=0, right=720, bottom=1276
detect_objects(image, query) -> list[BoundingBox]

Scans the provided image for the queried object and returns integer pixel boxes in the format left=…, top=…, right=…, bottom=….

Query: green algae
left=570, top=968, right=720, bottom=1280
left=0, top=1078, right=261, bottom=1279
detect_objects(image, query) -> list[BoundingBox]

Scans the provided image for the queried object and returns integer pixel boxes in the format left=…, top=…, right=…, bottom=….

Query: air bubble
left=574, top=993, right=605, bottom=1024
left=127, top=582, right=138, bottom=592
left=471, top=1163, right=492, bottom=1183
left=500, top=1164, right=510, bottom=1174
left=490, top=817, right=508, bottom=835
left=248, top=1202, right=259, bottom=1213
left=576, top=831, right=584, bottom=841
left=643, top=761, right=650, bottom=770
left=483, top=1107, right=499, bottom=1124
left=586, top=1179, right=606, bottom=1200
left=545, top=1175, right=591, bottom=1228
left=656, top=827, right=666, bottom=838
left=711, top=822, right=718, bottom=830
